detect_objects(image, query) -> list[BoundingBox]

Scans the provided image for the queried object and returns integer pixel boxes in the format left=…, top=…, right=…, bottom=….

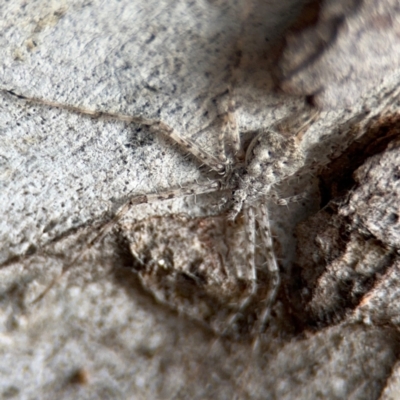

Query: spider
left=2, top=87, right=312, bottom=342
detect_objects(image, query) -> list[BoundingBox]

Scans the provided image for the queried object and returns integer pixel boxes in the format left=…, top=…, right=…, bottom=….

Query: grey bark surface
left=1, top=0, right=400, bottom=399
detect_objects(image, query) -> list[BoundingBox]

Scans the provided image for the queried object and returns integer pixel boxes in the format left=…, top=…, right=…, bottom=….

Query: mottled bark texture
left=1, top=0, right=400, bottom=399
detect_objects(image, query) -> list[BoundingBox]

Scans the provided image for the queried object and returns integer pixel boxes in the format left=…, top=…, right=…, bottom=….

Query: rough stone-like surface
left=292, top=143, right=400, bottom=328
left=1, top=0, right=400, bottom=399
left=278, top=0, right=400, bottom=109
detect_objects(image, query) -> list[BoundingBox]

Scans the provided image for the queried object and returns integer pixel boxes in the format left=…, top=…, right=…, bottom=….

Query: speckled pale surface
left=1, top=0, right=400, bottom=399
left=0, top=0, right=311, bottom=263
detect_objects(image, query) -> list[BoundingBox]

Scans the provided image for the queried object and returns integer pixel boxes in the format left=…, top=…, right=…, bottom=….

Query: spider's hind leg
left=252, top=202, right=281, bottom=349
left=218, top=205, right=259, bottom=338
left=217, top=200, right=281, bottom=340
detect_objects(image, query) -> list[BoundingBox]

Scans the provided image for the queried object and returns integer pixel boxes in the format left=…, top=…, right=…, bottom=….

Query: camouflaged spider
left=4, top=88, right=307, bottom=340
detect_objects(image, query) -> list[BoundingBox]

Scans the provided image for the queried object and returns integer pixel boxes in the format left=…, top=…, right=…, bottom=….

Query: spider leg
left=31, top=180, right=223, bottom=303
left=253, top=202, right=280, bottom=349
left=221, top=205, right=258, bottom=337
left=1, top=88, right=226, bottom=174
left=270, top=190, right=305, bottom=206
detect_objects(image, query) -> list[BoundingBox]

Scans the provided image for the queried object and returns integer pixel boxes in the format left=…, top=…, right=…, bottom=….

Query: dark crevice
left=318, top=114, right=400, bottom=208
